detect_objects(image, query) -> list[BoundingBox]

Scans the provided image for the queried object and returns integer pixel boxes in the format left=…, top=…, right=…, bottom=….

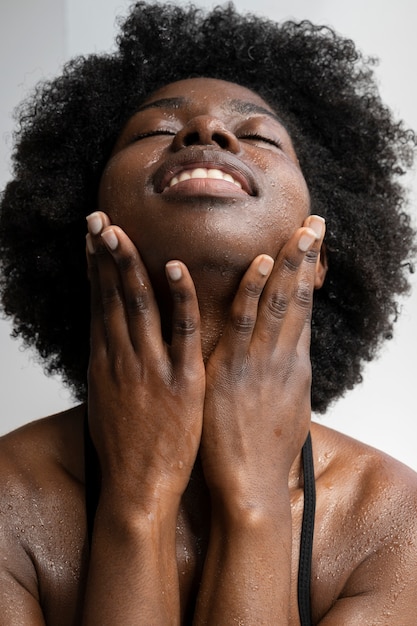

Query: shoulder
left=0, top=404, right=85, bottom=490
left=312, top=421, right=417, bottom=532
left=310, top=421, right=417, bottom=619
left=312, top=420, right=417, bottom=500
left=0, top=406, right=87, bottom=617
left=0, top=405, right=86, bottom=528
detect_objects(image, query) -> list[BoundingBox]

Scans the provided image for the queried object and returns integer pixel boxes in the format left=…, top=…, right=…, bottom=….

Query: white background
left=1, top=0, right=416, bottom=469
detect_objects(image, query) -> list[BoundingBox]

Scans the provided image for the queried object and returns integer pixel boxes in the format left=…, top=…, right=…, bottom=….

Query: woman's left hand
left=200, top=215, right=325, bottom=504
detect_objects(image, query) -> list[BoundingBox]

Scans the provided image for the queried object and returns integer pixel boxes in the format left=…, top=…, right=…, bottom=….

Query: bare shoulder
left=310, top=421, right=417, bottom=622
left=0, top=404, right=86, bottom=541
left=0, top=406, right=87, bottom=623
left=312, top=420, right=417, bottom=504
left=0, top=404, right=85, bottom=487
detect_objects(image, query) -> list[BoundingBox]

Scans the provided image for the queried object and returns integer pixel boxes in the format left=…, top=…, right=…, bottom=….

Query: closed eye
left=239, top=133, right=283, bottom=149
left=130, top=129, right=176, bottom=143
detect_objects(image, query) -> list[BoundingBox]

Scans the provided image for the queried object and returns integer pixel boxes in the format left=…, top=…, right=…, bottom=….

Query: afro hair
left=0, top=1, right=415, bottom=413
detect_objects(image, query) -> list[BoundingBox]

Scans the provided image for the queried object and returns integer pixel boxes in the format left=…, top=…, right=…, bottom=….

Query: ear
left=314, top=242, right=328, bottom=289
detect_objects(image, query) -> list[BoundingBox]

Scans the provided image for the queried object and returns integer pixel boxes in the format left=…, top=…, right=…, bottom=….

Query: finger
left=86, top=211, right=112, bottom=267
left=275, top=215, right=325, bottom=351
left=165, top=261, right=203, bottom=371
left=218, top=254, right=274, bottom=363
left=87, top=211, right=133, bottom=351
left=86, top=233, right=106, bottom=357
left=100, top=225, right=163, bottom=356
left=254, top=216, right=325, bottom=353
left=297, top=301, right=313, bottom=358
left=295, top=215, right=326, bottom=356
left=86, top=211, right=111, bottom=247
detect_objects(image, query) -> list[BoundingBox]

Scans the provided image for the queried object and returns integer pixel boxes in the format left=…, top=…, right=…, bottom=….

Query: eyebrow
left=136, top=97, right=185, bottom=113
left=136, top=96, right=285, bottom=126
left=229, top=99, right=285, bottom=125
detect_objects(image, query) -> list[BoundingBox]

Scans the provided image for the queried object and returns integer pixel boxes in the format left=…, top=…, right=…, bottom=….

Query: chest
left=32, top=480, right=349, bottom=625
left=33, top=494, right=307, bottom=624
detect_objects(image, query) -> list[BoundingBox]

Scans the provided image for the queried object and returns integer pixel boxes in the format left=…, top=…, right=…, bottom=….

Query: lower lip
left=162, top=178, right=249, bottom=197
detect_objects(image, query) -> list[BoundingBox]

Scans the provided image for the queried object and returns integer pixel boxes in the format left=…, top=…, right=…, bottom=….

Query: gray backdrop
left=1, top=0, right=416, bottom=470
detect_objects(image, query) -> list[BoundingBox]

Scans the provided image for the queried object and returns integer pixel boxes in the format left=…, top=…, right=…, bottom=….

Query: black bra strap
left=298, top=432, right=316, bottom=626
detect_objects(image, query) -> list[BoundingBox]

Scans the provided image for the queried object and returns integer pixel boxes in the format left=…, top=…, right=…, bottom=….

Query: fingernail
left=86, top=212, right=103, bottom=235
left=86, top=233, right=95, bottom=254
left=166, top=262, right=182, bottom=281
left=258, top=255, right=274, bottom=276
left=308, top=215, right=325, bottom=239
left=298, top=230, right=316, bottom=252
left=101, top=228, right=118, bottom=250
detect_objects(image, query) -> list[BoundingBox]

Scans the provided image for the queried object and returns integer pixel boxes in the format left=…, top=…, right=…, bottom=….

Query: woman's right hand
left=85, top=211, right=205, bottom=512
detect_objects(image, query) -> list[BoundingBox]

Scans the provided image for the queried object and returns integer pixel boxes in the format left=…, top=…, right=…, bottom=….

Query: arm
left=0, top=517, right=45, bottom=625
left=195, top=216, right=325, bottom=624
left=82, top=213, right=205, bottom=625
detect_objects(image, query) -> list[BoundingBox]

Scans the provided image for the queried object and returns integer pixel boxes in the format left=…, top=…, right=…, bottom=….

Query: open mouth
left=166, top=167, right=243, bottom=191
left=154, top=147, right=258, bottom=196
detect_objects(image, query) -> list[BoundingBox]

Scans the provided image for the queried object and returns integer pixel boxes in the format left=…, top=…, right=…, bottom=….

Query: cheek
left=256, top=151, right=310, bottom=215
left=265, top=168, right=310, bottom=230
left=97, top=149, right=156, bottom=221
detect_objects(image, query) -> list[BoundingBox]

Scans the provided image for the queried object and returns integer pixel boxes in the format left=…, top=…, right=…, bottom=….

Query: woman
left=0, top=3, right=416, bottom=624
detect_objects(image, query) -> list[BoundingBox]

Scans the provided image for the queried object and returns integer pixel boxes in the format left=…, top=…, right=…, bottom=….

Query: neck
left=156, top=262, right=243, bottom=360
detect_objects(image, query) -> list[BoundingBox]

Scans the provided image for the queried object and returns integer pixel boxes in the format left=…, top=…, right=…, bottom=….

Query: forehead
left=139, top=77, right=279, bottom=118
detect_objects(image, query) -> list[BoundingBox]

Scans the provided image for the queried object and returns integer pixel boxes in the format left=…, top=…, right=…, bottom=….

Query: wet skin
left=1, top=78, right=417, bottom=625
left=97, top=78, right=313, bottom=356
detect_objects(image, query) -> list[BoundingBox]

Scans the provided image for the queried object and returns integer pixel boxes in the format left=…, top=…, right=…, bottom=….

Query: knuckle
left=267, top=292, right=288, bottom=320
left=101, top=285, right=121, bottom=308
left=282, top=256, right=299, bottom=274
left=172, top=316, right=198, bottom=336
left=243, top=281, right=263, bottom=299
left=171, top=288, right=192, bottom=305
left=294, top=281, right=312, bottom=308
left=126, top=288, right=149, bottom=316
left=231, top=314, right=255, bottom=335
left=117, top=253, right=136, bottom=273
left=304, top=249, right=319, bottom=265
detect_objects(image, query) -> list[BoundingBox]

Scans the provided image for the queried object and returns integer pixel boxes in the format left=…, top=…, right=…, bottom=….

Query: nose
left=171, top=115, right=240, bottom=152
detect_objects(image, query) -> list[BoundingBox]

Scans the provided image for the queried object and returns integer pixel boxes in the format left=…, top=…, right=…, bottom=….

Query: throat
left=154, top=258, right=244, bottom=353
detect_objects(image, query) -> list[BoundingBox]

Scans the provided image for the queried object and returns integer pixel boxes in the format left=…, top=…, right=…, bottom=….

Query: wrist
left=96, top=483, right=181, bottom=533
left=209, top=479, right=292, bottom=529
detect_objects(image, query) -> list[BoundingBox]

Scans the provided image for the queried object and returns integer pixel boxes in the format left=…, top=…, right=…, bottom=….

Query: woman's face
left=98, top=77, right=310, bottom=282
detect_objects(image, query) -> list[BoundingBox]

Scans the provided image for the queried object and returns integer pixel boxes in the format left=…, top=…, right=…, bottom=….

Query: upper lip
left=153, top=147, right=258, bottom=196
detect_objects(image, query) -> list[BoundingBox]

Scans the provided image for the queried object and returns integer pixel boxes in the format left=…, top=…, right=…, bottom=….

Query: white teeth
left=207, top=168, right=225, bottom=180
left=167, top=167, right=242, bottom=189
left=178, top=171, right=191, bottom=182
left=190, top=167, right=207, bottom=179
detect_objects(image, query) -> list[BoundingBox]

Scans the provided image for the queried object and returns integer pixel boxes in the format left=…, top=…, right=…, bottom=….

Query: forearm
left=83, top=214, right=206, bottom=623
left=194, top=487, right=293, bottom=625
left=82, top=494, right=181, bottom=625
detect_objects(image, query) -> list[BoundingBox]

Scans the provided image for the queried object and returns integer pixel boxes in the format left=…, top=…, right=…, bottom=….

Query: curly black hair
left=0, top=2, right=415, bottom=413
